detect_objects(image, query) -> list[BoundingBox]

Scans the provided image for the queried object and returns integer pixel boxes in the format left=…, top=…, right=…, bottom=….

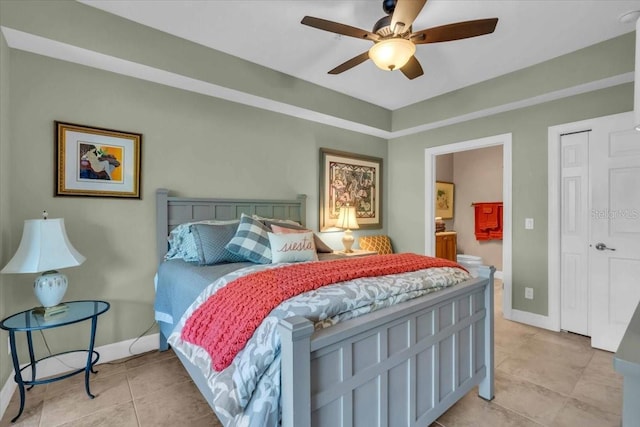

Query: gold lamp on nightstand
left=1, top=212, right=85, bottom=313
left=335, top=204, right=359, bottom=253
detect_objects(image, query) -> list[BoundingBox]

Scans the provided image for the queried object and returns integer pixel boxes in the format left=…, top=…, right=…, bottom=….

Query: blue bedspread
left=154, top=259, right=253, bottom=334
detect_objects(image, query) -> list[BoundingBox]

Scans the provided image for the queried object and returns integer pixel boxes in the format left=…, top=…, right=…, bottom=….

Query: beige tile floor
left=434, top=281, right=623, bottom=427
left=0, top=280, right=623, bottom=426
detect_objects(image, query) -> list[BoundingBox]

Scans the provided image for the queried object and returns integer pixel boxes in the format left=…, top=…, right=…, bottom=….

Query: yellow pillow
left=359, top=235, right=393, bottom=255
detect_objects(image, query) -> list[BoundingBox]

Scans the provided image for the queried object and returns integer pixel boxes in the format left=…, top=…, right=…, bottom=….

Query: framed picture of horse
left=55, top=121, right=142, bottom=199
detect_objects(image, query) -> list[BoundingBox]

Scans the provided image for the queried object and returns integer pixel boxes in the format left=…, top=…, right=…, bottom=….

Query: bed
left=154, top=188, right=495, bottom=427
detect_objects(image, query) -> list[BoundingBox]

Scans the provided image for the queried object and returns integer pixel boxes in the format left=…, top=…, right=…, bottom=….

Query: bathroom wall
left=435, top=153, right=454, bottom=230
left=453, top=145, right=503, bottom=270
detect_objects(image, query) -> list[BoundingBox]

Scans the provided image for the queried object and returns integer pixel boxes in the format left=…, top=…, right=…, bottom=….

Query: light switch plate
left=525, top=218, right=534, bottom=229
left=525, top=287, right=534, bottom=300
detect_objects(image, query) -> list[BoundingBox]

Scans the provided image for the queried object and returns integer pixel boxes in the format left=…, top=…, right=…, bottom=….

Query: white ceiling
left=79, top=0, right=640, bottom=110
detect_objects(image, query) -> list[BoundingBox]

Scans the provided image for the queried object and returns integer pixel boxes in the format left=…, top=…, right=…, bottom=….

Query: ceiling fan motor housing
left=373, top=15, right=411, bottom=37
left=373, top=15, right=393, bottom=37
left=376, top=0, right=399, bottom=37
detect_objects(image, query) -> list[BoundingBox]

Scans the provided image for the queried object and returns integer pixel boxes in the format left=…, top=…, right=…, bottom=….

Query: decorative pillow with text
left=268, top=223, right=334, bottom=253
left=268, top=231, right=318, bottom=263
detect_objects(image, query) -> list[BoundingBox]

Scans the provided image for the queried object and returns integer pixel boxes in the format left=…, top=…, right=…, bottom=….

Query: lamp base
left=342, top=229, right=355, bottom=253
left=34, top=271, right=68, bottom=308
left=33, top=303, right=69, bottom=318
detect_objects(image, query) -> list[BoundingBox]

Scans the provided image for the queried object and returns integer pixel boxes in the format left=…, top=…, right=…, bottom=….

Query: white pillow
left=268, top=231, right=318, bottom=263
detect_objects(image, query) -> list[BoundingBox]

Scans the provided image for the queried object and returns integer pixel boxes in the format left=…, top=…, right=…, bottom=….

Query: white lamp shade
left=369, top=38, right=416, bottom=71
left=335, top=205, right=360, bottom=230
left=635, top=17, right=640, bottom=130
left=1, top=218, right=85, bottom=274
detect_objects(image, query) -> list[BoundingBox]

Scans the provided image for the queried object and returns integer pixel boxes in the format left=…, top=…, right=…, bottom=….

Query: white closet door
left=560, top=131, right=590, bottom=336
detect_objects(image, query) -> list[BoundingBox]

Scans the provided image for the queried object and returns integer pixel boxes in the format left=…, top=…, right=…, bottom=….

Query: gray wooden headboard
left=156, top=188, right=307, bottom=264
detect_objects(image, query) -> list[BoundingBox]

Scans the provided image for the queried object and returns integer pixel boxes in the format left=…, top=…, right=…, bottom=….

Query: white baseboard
left=510, top=309, right=559, bottom=332
left=0, top=333, right=159, bottom=421
left=0, top=375, right=14, bottom=423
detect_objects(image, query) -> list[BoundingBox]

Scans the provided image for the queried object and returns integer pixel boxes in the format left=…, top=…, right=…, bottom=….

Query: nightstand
left=332, top=249, right=378, bottom=257
left=0, top=300, right=110, bottom=422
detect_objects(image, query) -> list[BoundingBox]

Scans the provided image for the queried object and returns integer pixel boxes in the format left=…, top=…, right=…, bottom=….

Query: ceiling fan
left=301, top=0, right=498, bottom=80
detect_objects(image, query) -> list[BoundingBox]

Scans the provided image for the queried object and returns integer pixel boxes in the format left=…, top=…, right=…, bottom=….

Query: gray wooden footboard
left=279, top=273, right=494, bottom=427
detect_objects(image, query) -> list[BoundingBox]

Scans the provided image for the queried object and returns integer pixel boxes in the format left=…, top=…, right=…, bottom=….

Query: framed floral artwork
left=435, top=181, right=454, bottom=219
left=55, top=121, right=142, bottom=198
left=319, top=148, right=382, bottom=231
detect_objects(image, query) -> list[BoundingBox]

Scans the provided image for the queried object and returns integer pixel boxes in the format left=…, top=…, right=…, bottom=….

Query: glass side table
left=0, top=300, right=110, bottom=422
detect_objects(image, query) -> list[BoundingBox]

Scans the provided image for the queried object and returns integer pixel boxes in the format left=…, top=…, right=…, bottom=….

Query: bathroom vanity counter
left=435, top=231, right=457, bottom=262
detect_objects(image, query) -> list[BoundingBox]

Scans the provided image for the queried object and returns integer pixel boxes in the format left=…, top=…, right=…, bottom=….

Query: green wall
left=392, top=33, right=635, bottom=131
left=386, top=32, right=635, bottom=316
left=2, top=49, right=387, bottom=371
left=0, top=25, right=11, bottom=390
left=387, top=83, right=632, bottom=314
left=0, top=0, right=391, bottom=132
left=0, top=0, right=389, bottom=396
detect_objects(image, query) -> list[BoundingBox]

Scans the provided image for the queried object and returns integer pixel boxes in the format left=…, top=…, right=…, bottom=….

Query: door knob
left=595, top=243, right=616, bottom=251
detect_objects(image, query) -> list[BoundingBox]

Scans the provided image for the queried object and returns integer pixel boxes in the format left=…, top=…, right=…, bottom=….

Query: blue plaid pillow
left=225, top=213, right=272, bottom=264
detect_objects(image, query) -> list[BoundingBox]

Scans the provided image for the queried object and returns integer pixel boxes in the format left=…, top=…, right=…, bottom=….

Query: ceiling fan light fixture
left=368, top=38, right=415, bottom=71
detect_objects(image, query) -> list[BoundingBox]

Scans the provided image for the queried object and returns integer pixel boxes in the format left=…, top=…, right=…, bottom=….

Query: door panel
left=589, top=113, right=640, bottom=352
left=560, top=132, right=589, bottom=335
left=609, top=259, right=640, bottom=325
left=610, top=168, right=640, bottom=234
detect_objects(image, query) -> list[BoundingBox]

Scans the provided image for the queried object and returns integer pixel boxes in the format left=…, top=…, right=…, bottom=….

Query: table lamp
left=335, top=204, right=359, bottom=253
left=1, top=212, right=85, bottom=311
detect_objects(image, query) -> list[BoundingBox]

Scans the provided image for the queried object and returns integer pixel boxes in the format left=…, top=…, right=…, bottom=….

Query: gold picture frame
left=435, top=181, right=454, bottom=219
left=55, top=121, right=142, bottom=199
left=319, top=148, right=382, bottom=231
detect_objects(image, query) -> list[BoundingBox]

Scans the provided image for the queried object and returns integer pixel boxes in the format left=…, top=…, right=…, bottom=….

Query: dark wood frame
left=55, top=121, right=142, bottom=199
left=319, top=148, right=382, bottom=231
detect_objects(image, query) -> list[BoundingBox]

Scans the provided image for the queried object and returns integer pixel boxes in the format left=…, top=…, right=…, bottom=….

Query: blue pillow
left=165, top=219, right=239, bottom=262
left=190, top=223, right=246, bottom=265
left=225, top=214, right=272, bottom=264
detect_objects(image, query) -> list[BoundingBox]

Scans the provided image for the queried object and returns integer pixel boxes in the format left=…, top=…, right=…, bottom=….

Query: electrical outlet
left=525, top=287, right=534, bottom=300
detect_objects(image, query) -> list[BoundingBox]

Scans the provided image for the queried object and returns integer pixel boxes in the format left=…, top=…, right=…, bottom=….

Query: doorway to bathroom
left=425, top=133, right=513, bottom=319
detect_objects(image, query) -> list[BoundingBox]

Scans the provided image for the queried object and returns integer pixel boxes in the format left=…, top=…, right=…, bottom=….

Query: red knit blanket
left=181, top=253, right=462, bottom=371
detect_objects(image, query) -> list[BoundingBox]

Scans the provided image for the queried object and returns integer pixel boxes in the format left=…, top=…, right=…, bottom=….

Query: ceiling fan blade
left=400, top=56, right=424, bottom=80
left=390, top=0, right=427, bottom=35
left=411, top=18, right=499, bottom=44
left=301, top=16, right=379, bottom=41
left=328, top=51, right=371, bottom=75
